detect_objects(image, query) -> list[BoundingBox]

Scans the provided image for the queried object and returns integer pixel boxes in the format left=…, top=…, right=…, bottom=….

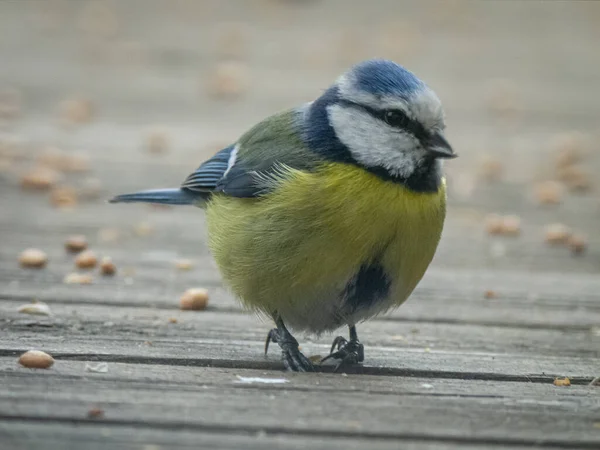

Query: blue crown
left=351, top=59, right=424, bottom=98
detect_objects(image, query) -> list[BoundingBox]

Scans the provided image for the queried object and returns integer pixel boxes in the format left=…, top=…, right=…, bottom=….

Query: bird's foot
left=321, top=335, right=364, bottom=372
left=265, top=327, right=314, bottom=372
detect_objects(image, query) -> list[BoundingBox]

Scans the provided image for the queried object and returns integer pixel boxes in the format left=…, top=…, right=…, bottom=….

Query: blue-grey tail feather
left=109, top=188, right=202, bottom=205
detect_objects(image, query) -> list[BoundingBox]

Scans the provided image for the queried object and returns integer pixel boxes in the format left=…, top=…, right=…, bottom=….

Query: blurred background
left=1, top=0, right=599, bottom=291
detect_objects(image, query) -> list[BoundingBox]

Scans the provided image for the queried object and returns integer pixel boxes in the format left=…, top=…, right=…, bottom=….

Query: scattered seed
left=483, top=290, right=497, bottom=299
left=175, top=259, right=194, bottom=270
left=486, top=214, right=521, bottom=236
left=18, top=350, right=54, bottom=369
left=533, top=181, right=562, bottom=205
left=553, top=377, right=571, bottom=387
left=19, top=248, right=48, bottom=268
left=75, top=250, right=98, bottom=269
left=18, top=301, right=51, bottom=316
left=501, top=215, right=521, bottom=236
left=179, top=288, right=209, bottom=311
left=65, top=235, right=88, bottom=253
left=568, top=234, right=587, bottom=255
left=87, top=407, right=104, bottom=419
left=544, top=224, right=571, bottom=245
left=20, top=167, right=61, bottom=190
left=50, top=186, right=78, bottom=208
left=100, top=256, right=116, bottom=275
left=484, top=214, right=504, bottom=235
left=64, top=273, right=93, bottom=284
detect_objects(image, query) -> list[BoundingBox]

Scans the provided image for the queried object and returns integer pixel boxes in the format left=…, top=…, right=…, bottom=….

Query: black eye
left=383, top=110, right=409, bottom=129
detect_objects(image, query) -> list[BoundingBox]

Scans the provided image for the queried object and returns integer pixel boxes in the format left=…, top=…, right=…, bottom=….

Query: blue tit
left=110, top=59, right=456, bottom=372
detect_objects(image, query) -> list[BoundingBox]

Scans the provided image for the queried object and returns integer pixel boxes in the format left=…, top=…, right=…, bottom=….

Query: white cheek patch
left=327, top=104, right=422, bottom=178
left=223, top=144, right=239, bottom=177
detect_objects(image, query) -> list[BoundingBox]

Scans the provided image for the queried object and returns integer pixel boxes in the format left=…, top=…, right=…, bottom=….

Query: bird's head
left=303, top=59, right=456, bottom=191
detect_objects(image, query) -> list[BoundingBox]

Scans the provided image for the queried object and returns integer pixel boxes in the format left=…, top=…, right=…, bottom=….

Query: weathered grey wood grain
left=1, top=367, right=599, bottom=447
left=1, top=201, right=598, bottom=275
left=6, top=422, right=550, bottom=450
left=1, top=332, right=597, bottom=381
left=2, top=359, right=597, bottom=399
left=1, top=0, right=600, bottom=449
left=2, top=302, right=599, bottom=360
left=3, top=261, right=600, bottom=329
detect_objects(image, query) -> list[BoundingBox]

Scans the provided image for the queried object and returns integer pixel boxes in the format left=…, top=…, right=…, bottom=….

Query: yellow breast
left=206, top=162, right=446, bottom=331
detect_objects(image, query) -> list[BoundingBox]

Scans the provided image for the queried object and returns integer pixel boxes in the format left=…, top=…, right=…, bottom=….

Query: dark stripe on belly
left=342, top=262, right=391, bottom=312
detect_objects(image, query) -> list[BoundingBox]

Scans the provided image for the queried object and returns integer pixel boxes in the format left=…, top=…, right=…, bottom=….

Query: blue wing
left=180, top=108, right=319, bottom=199
left=181, top=145, right=234, bottom=193
left=180, top=144, right=295, bottom=199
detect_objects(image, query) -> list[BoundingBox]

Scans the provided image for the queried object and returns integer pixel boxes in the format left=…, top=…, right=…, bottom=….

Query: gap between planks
left=0, top=350, right=596, bottom=385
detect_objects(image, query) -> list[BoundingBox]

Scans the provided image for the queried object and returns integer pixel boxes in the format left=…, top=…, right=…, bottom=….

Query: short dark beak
left=426, top=133, right=457, bottom=159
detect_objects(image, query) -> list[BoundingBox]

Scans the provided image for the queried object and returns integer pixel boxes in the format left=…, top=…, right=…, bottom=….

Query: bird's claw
left=265, top=328, right=315, bottom=372
left=321, top=335, right=364, bottom=372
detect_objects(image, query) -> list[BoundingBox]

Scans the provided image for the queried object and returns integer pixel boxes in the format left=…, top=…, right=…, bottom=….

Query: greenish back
left=237, top=108, right=319, bottom=172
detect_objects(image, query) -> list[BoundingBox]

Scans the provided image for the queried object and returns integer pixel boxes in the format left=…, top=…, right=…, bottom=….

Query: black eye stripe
left=337, top=99, right=428, bottom=141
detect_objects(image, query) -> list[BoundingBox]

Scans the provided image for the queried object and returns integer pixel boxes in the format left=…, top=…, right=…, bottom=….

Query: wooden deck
left=1, top=1, right=599, bottom=449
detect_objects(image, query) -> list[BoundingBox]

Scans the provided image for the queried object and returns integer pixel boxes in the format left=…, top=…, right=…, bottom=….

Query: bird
left=110, top=59, right=456, bottom=372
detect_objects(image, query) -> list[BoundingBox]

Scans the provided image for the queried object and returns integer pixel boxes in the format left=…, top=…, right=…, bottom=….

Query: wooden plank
left=2, top=260, right=600, bottom=329
left=2, top=301, right=599, bottom=361
left=2, top=359, right=596, bottom=399
left=1, top=365, right=599, bottom=447
left=1, top=205, right=598, bottom=275
left=1, top=332, right=596, bottom=381
left=4, top=421, right=542, bottom=450
left=1, top=1, right=600, bottom=449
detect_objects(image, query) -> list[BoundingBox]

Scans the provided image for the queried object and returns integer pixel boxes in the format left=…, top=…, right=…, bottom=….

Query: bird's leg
left=321, top=325, right=364, bottom=372
left=265, top=316, right=314, bottom=372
